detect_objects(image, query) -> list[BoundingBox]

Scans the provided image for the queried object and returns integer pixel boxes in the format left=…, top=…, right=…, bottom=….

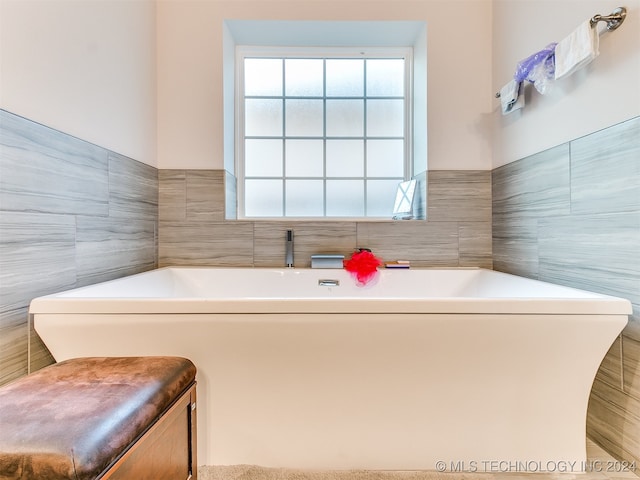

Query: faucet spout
left=285, top=230, right=294, bottom=268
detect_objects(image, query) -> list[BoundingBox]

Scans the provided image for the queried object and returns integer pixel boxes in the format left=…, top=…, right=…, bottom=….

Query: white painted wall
left=0, top=0, right=157, bottom=167
left=5, top=1, right=628, bottom=171
left=157, top=0, right=493, bottom=170
left=492, top=0, right=640, bottom=168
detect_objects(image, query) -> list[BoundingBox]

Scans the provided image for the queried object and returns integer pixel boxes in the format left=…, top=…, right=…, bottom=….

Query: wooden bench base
left=102, top=383, right=197, bottom=480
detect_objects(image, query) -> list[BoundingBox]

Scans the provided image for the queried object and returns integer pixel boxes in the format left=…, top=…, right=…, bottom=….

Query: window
left=223, top=20, right=427, bottom=220
left=237, top=47, right=412, bottom=218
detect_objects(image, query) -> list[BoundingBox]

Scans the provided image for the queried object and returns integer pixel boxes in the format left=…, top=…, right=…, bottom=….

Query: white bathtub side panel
left=33, top=312, right=627, bottom=470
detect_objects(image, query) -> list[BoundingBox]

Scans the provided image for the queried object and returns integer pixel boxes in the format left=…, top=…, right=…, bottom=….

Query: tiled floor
left=199, top=440, right=639, bottom=480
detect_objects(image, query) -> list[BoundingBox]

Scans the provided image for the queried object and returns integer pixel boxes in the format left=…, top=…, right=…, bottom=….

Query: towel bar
left=495, top=6, right=626, bottom=98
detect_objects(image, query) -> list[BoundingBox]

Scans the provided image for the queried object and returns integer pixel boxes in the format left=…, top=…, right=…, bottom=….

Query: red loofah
left=344, top=250, right=383, bottom=286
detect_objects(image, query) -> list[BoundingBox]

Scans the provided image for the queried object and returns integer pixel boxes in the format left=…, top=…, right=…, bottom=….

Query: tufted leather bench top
left=0, top=356, right=196, bottom=480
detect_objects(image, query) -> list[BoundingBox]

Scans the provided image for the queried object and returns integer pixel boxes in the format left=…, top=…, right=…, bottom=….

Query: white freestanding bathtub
left=30, top=267, right=630, bottom=472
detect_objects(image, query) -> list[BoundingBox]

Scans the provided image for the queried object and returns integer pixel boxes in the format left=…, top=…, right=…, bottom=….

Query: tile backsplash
left=0, top=110, right=158, bottom=384
left=158, top=170, right=492, bottom=269
left=492, top=116, right=640, bottom=466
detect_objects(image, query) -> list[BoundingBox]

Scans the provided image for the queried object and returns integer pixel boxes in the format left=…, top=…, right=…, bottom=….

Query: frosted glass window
left=286, top=140, right=323, bottom=177
left=326, top=140, right=363, bottom=177
left=326, top=100, right=364, bottom=137
left=367, top=139, right=404, bottom=177
left=245, top=99, right=282, bottom=137
left=367, top=99, right=404, bottom=137
left=366, top=59, right=405, bottom=97
left=245, top=179, right=283, bottom=217
left=240, top=50, right=410, bottom=218
left=286, top=180, right=324, bottom=216
left=326, top=180, right=364, bottom=216
left=285, top=59, right=324, bottom=96
left=245, top=139, right=283, bottom=177
left=367, top=179, right=401, bottom=216
left=326, top=59, right=364, bottom=97
left=285, top=99, right=324, bottom=137
left=245, top=59, right=282, bottom=96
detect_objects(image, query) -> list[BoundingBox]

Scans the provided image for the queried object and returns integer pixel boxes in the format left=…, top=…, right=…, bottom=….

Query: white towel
left=554, top=20, right=599, bottom=80
left=500, top=80, right=524, bottom=115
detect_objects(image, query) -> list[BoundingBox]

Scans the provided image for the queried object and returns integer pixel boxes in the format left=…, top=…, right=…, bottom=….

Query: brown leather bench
left=0, top=357, right=197, bottom=480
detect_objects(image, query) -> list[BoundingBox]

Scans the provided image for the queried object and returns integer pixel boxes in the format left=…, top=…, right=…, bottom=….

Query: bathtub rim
left=28, top=266, right=633, bottom=316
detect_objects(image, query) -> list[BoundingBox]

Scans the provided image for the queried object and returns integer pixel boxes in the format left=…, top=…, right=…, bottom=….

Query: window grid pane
left=243, top=55, right=407, bottom=218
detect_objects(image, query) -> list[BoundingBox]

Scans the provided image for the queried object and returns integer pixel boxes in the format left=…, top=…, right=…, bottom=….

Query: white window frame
left=235, top=46, right=414, bottom=220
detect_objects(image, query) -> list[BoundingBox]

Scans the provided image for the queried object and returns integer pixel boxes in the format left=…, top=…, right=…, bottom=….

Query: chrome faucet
left=285, top=229, right=294, bottom=268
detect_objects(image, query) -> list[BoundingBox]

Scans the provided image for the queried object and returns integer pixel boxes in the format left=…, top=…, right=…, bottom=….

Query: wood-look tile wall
left=492, top=116, right=640, bottom=466
left=158, top=170, right=492, bottom=269
left=0, top=110, right=158, bottom=385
